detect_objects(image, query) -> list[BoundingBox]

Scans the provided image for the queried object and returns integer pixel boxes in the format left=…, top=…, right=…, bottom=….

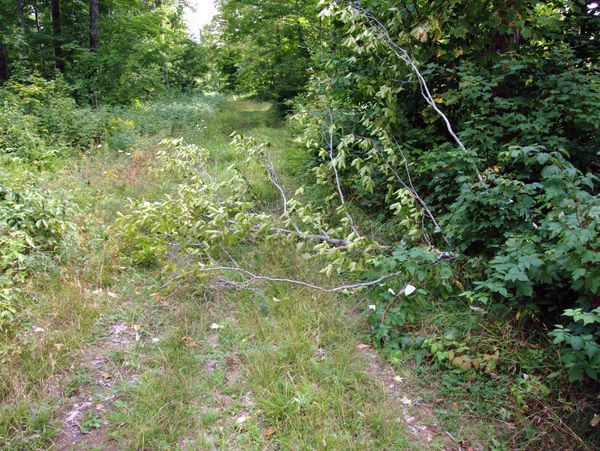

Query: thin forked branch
left=351, top=4, right=486, bottom=187
left=324, top=108, right=361, bottom=237
left=197, top=265, right=406, bottom=292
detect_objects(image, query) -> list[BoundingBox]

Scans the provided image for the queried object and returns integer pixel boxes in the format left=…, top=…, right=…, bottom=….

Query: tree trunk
left=89, top=0, right=100, bottom=108
left=50, top=0, right=65, bottom=72
left=90, top=0, right=99, bottom=52
left=34, top=0, right=46, bottom=72
left=19, top=0, right=29, bottom=58
left=0, top=42, right=9, bottom=83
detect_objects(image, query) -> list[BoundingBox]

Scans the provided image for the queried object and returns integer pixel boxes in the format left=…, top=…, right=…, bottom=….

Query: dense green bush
left=455, top=146, right=599, bottom=304
left=551, top=308, right=600, bottom=382
left=290, top=1, right=599, bottom=382
left=0, top=101, right=61, bottom=167
left=0, top=170, right=76, bottom=330
left=123, top=94, right=226, bottom=136
left=0, top=78, right=218, bottom=166
left=0, top=78, right=108, bottom=166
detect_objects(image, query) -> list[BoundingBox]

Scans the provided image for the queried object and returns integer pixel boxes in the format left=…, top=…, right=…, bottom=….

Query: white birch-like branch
left=268, top=226, right=350, bottom=247
left=197, top=265, right=405, bottom=292
left=351, top=4, right=487, bottom=187
left=304, top=108, right=361, bottom=238
left=261, top=145, right=289, bottom=215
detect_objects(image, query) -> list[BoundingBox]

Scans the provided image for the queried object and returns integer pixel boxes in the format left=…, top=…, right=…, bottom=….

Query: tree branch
left=351, top=4, right=487, bottom=187
left=197, top=265, right=406, bottom=292
left=324, top=108, right=361, bottom=237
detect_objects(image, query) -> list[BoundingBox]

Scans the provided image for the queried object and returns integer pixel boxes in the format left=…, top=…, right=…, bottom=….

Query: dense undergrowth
left=0, top=76, right=223, bottom=332
left=1, top=0, right=599, bottom=448
left=212, top=1, right=599, bottom=400
left=284, top=5, right=600, bottom=444
left=112, top=102, right=599, bottom=448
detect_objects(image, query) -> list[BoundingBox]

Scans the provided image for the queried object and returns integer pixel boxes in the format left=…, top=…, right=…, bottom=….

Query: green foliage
left=0, top=0, right=208, bottom=104
left=80, top=2, right=208, bottom=103
left=0, top=400, right=56, bottom=449
left=550, top=308, right=600, bottom=382
left=0, top=81, right=225, bottom=170
left=0, top=170, right=76, bottom=330
left=0, top=77, right=107, bottom=166
left=367, top=285, right=423, bottom=349
left=288, top=1, right=599, bottom=383
left=114, top=135, right=378, bottom=282
left=79, top=413, right=102, bottom=434
left=124, top=94, right=225, bottom=137
left=0, top=0, right=597, bottom=444
left=0, top=101, right=60, bottom=167
left=104, top=117, right=139, bottom=152
left=457, top=146, right=599, bottom=305
left=213, top=0, right=320, bottom=103
left=114, top=137, right=264, bottom=268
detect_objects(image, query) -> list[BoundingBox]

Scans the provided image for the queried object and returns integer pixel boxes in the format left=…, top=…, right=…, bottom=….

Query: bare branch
left=351, top=4, right=487, bottom=187
left=324, top=108, right=361, bottom=237
left=197, top=266, right=406, bottom=292
left=261, top=144, right=289, bottom=215
left=269, top=226, right=350, bottom=248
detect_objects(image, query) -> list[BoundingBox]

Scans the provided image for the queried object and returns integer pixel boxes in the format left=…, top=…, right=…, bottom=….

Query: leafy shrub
left=124, top=94, right=225, bottom=136
left=456, top=146, right=599, bottom=307
left=105, top=117, right=139, bottom=151
left=0, top=101, right=63, bottom=168
left=0, top=171, right=76, bottom=330
left=0, top=77, right=109, bottom=166
left=0, top=179, right=75, bottom=251
left=37, top=95, right=108, bottom=150
left=550, top=308, right=600, bottom=382
left=292, top=2, right=600, bottom=382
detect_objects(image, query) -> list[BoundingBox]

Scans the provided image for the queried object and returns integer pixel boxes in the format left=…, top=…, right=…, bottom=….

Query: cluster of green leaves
left=1, top=77, right=216, bottom=170
left=210, top=0, right=320, bottom=104
left=205, top=0, right=600, bottom=390
left=75, top=1, right=208, bottom=103
left=114, top=134, right=387, bottom=291
left=460, top=146, right=599, bottom=305
left=123, top=94, right=226, bottom=137
left=0, top=170, right=76, bottom=330
left=114, top=138, right=267, bottom=268
left=0, top=76, right=162, bottom=171
left=550, top=308, right=600, bottom=382
left=0, top=77, right=106, bottom=167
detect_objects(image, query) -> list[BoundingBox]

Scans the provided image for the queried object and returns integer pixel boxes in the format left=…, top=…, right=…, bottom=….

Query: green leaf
left=567, top=367, right=584, bottom=382
left=569, top=336, right=584, bottom=351
left=585, top=342, right=599, bottom=360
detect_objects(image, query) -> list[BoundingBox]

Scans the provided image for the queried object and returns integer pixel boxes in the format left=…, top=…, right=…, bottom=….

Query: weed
left=79, top=413, right=102, bottom=434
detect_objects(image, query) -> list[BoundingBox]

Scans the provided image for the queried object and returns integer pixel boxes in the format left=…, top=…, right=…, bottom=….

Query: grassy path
left=1, top=97, right=448, bottom=450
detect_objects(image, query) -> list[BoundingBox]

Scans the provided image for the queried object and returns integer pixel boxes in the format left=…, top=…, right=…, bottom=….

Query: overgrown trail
left=1, top=97, right=450, bottom=450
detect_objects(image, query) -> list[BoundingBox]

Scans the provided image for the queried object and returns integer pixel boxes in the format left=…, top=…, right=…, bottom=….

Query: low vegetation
left=1, top=0, right=598, bottom=449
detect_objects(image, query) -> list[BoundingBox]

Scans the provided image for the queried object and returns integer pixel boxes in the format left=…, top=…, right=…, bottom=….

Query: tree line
left=0, top=0, right=208, bottom=103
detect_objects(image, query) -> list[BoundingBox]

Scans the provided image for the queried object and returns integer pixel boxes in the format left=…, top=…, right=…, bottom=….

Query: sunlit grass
left=101, top=97, right=411, bottom=449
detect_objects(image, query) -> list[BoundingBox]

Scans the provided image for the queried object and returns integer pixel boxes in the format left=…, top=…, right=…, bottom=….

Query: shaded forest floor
left=2, top=97, right=536, bottom=449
